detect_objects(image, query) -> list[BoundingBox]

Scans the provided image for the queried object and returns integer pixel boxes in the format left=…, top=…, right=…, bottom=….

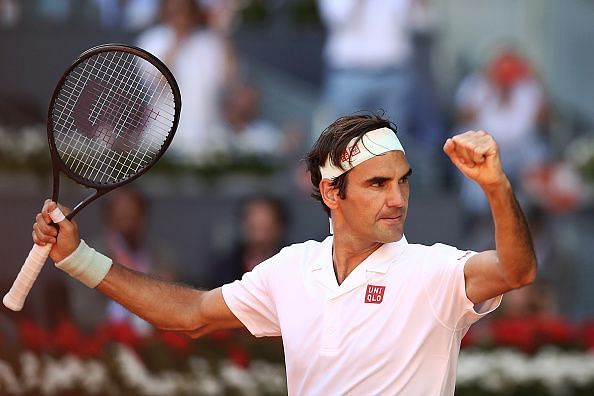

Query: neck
left=331, top=234, right=383, bottom=285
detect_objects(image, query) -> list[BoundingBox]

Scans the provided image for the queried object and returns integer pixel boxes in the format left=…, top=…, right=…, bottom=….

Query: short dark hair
left=305, top=114, right=397, bottom=215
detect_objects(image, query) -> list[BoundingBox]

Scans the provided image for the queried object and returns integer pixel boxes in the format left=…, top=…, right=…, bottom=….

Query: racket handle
left=3, top=207, right=66, bottom=311
left=3, top=243, right=52, bottom=311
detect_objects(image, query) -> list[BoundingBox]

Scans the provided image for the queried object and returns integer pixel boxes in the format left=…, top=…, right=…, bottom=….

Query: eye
left=370, top=180, right=385, bottom=187
left=398, top=169, right=413, bottom=185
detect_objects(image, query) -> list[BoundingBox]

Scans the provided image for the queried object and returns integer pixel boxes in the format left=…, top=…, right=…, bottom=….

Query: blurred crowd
left=0, top=0, right=593, bottom=346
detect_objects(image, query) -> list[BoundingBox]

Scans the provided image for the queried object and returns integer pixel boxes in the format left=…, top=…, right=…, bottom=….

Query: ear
left=319, top=178, right=340, bottom=211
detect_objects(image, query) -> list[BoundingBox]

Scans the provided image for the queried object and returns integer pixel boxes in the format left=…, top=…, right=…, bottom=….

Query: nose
left=386, top=183, right=405, bottom=208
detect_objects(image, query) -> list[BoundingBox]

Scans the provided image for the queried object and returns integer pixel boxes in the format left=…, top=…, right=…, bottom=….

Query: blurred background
left=0, top=0, right=594, bottom=395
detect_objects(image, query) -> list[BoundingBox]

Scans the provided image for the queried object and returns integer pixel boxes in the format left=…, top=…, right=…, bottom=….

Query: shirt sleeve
left=423, top=244, right=502, bottom=330
left=221, top=254, right=282, bottom=337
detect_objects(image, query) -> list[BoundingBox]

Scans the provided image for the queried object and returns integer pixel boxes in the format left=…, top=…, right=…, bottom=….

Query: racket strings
left=52, top=50, right=176, bottom=185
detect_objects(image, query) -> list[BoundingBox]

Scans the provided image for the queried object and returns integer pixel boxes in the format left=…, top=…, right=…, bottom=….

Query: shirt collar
left=309, top=235, right=408, bottom=298
left=310, top=235, right=409, bottom=274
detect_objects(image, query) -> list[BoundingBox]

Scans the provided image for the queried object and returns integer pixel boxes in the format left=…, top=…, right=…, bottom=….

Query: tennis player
left=33, top=114, right=536, bottom=394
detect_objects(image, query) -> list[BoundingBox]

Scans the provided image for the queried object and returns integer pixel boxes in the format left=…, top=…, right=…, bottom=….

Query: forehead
left=348, top=151, right=409, bottom=180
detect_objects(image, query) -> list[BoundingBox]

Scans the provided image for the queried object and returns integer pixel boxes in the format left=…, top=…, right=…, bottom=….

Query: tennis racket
left=3, top=44, right=181, bottom=311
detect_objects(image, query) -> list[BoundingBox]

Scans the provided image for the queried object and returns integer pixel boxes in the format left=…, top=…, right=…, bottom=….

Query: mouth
left=380, top=215, right=403, bottom=224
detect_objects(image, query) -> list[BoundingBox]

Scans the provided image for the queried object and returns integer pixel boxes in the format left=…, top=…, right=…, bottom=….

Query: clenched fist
left=33, top=200, right=80, bottom=262
left=443, top=131, right=508, bottom=190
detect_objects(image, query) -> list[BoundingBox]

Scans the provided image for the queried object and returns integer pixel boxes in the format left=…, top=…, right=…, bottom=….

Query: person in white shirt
left=454, top=49, right=549, bottom=218
left=317, top=0, right=433, bottom=137
left=33, top=114, right=537, bottom=395
left=137, top=0, right=236, bottom=162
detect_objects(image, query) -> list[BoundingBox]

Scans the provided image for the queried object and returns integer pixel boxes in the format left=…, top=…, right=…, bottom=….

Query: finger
left=443, top=138, right=455, bottom=155
left=446, top=150, right=463, bottom=168
left=57, top=217, right=75, bottom=235
left=33, top=218, right=56, bottom=240
left=454, top=132, right=493, bottom=166
left=35, top=213, right=57, bottom=236
left=444, top=137, right=474, bottom=168
left=56, top=203, right=72, bottom=218
left=42, top=199, right=56, bottom=213
left=33, top=223, right=56, bottom=244
left=41, top=199, right=54, bottom=224
left=52, top=207, right=77, bottom=237
left=443, top=139, right=468, bottom=166
left=32, top=230, right=46, bottom=246
left=41, top=210, right=52, bottom=225
left=452, top=137, right=474, bottom=167
left=41, top=200, right=59, bottom=226
left=471, top=146, right=487, bottom=164
left=471, top=136, right=498, bottom=163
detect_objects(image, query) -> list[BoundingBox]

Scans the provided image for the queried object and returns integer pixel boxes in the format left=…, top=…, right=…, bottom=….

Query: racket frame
left=3, top=44, right=181, bottom=312
left=47, top=44, right=181, bottom=219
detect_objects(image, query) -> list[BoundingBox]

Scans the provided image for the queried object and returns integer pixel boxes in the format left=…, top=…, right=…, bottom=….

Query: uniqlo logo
left=340, top=144, right=361, bottom=162
left=364, top=285, right=385, bottom=304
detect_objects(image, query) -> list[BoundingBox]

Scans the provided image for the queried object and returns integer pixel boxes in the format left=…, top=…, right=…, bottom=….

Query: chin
left=377, top=229, right=404, bottom=244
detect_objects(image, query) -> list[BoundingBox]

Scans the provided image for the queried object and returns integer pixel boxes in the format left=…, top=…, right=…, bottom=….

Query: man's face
left=335, top=151, right=411, bottom=244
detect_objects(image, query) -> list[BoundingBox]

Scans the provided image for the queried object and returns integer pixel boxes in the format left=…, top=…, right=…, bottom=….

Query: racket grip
left=3, top=206, right=65, bottom=311
left=3, top=243, right=52, bottom=311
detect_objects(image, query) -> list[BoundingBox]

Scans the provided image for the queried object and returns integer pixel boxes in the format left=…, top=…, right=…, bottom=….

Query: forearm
left=484, top=179, right=537, bottom=287
left=96, top=263, right=204, bottom=332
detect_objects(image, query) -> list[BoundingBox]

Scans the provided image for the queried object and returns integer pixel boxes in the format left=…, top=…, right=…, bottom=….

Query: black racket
left=3, top=44, right=181, bottom=311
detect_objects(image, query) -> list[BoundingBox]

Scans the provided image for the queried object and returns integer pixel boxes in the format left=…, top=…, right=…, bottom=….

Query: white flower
left=458, top=348, right=594, bottom=393
left=189, top=357, right=224, bottom=395
left=220, top=360, right=259, bottom=395
left=40, top=355, right=83, bottom=394
left=0, top=359, right=23, bottom=394
left=80, top=360, right=110, bottom=394
left=20, top=352, right=40, bottom=391
left=249, top=360, right=287, bottom=394
left=115, top=345, right=177, bottom=395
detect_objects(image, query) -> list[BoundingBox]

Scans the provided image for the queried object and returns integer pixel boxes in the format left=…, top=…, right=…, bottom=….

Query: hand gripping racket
left=3, top=44, right=181, bottom=311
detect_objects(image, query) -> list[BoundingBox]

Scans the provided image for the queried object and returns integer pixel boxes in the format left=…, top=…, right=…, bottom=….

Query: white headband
left=320, top=127, right=405, bottom=180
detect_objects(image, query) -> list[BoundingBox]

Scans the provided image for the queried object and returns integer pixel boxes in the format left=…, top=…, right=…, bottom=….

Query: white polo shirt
left=222, top=236, right=501, bottom=395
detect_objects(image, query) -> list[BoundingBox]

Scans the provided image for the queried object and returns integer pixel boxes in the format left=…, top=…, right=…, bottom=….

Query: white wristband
left=55, top=239, right=113, bottom=288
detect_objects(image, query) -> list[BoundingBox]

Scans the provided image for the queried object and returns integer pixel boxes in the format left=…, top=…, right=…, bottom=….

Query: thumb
left=48, top=202, right=77, bottom=235
left=443, top=138, right=455, bottom=157
left=55, top=202, right=72, bottom=221
left=46, top=202, right=68, bottom=225
left=443, top=138, right=461, bottom=164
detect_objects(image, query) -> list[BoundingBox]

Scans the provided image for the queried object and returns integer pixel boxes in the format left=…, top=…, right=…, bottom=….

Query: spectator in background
left=315, top=0, right=442, bottom=190
left=454, top=49, right=550, bottom=223
left=211, top=80, right=301, bottom=160
left=211, top=196, right=288, bottom=287
left=137, top=0, right=237, bottom=163
left=316, top=0, right=435, bottom=139
left=69, top=188, right=177, bottom=333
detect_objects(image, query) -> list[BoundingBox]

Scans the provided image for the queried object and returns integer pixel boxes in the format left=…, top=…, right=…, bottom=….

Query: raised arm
left=443, top=131, right=537, bottom=304
left=33, top=201, right=243, bottom=338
